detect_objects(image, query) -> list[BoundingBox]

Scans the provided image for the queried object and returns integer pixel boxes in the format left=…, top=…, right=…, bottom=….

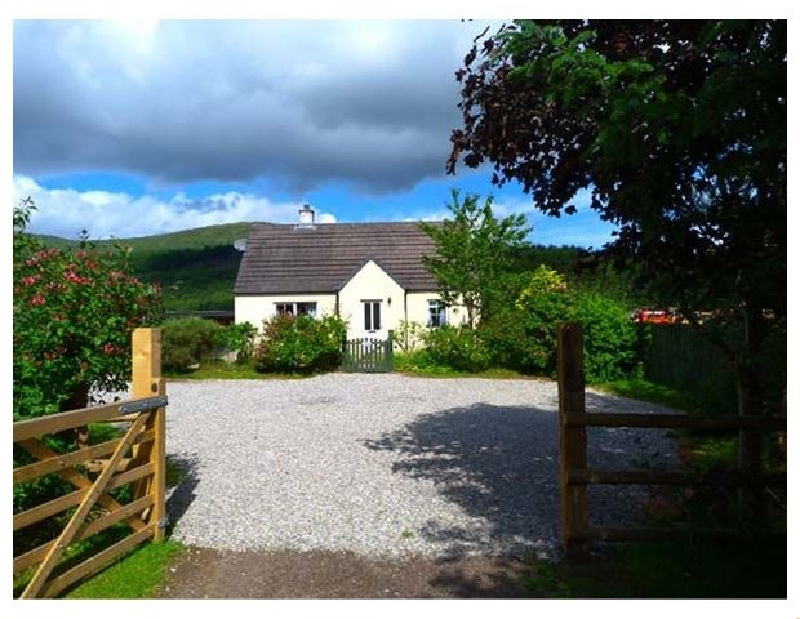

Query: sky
left=12, top=19, right=620, bottom=247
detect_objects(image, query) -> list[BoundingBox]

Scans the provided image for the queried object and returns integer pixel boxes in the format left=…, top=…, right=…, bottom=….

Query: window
left=363, top=301, right=381, bottom=331
left=275, top=302, right=317, bottom=318
left=276, top=302, right=294, bottom=317
left=427, top=299, right=446, bottom=328
left=296, top=302, right=316, bottom=318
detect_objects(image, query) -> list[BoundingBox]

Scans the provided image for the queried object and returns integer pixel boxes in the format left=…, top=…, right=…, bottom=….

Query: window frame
left=275, top=301, right=317, bottom=318
left=427, top=299, right=447, bottom=328
left=362, top=300, right=382, bottom=332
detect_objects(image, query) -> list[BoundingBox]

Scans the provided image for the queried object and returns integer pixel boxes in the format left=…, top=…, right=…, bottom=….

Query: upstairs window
left=363, top=300, right=381, bottom=332
left=427, top=299, right=446, bottom=328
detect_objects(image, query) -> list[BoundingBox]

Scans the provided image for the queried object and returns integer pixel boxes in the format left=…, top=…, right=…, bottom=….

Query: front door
left=361, top=299, right=385, bottom=340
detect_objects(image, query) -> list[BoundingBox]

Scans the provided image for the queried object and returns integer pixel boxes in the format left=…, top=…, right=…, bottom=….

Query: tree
left=13, top=198, right=163, bottom=420
left=419, top=189, right=530, bottom=328
left=449, top=19, right=786, bottom=522
left=449, top=20, right=785, bottom=394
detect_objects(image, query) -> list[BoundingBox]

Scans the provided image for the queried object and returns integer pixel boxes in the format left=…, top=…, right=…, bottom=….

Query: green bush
left=422, top=325, right=492, bottom=373
left=477, top=266, right=571, bottom=376
left=161, top=317, right=221, bottom=373
left=477, top=308, right=530, bottom=371
left=216, top=321, right=257, bottom=364
left=569, top=291, right=638, bottom=382
left=478, top=266, right=638, bottom=380
left=254, top=314, right=347, bottom=374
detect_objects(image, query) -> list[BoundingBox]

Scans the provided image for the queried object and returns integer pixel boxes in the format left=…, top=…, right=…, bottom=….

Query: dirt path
left=155, top=547, right=533, bottom=599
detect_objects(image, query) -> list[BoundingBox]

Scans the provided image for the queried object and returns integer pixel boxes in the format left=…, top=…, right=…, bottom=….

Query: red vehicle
left=631, top=308, right=682, bottom=324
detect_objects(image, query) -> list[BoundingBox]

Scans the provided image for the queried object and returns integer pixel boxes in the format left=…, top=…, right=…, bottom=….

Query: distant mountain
left=34, top=223, right=255, bottom=312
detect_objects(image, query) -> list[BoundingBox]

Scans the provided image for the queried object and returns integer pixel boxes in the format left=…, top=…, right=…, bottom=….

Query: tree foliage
left=13, top=199, right=162, bottom=419
left=419, top=189, right=530, bottom=327
left=449, top=19, right=786, bottom=414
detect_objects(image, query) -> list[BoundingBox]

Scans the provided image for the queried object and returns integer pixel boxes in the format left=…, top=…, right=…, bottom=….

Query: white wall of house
left=404, top=291, right=469, bottom=347
left=338, top=260, right=405, bottom=341
left=235, top=293, right=337, bottom=332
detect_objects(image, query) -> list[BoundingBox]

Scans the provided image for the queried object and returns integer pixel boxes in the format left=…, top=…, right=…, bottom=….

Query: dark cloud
left=14, top=20, right=490, bottom=194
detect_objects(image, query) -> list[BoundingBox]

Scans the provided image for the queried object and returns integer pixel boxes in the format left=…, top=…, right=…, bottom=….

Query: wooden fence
left=642, top=323, right=738, bottom=415
left=13, top=328, right=167, bottom=598
left=557, top=323, right=786, bottom=561
left=341, top=331, right=394, bottom=373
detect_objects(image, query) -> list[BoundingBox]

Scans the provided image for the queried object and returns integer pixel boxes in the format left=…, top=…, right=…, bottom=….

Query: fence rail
left=13, top=328, right=167, bottom=599
left=341, top=331, right=394, bottom=373
left=557, top=323, right=786, bottom=561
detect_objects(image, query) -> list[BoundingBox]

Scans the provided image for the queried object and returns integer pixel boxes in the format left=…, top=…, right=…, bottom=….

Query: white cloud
left=13, top=175, right=336, bottom=239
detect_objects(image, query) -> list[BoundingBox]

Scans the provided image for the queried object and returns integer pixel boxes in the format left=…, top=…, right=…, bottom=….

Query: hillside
left=33, top=222, right=646, bottom=313
left=34, top=223, right=254, bottom=311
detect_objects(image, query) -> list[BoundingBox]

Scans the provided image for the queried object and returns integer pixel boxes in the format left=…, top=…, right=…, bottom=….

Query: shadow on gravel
left=365, top=403, right=561, bottom=559
left=165, top=453, right=201, bottom=535
left=364, top=399, right=677, bottom=561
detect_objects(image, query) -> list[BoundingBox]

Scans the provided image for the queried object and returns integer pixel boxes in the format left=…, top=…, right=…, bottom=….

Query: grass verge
left=522, top=534, right=787, bottom=598
left=590, top=377, right=695, bottom=411
left=164, top=359, right=306, bottom=381
left=63, top=539, right=184, bottom=598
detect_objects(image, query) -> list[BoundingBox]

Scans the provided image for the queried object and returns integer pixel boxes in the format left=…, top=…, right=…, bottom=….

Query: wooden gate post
left=132, top=328, right=167, bottom=542
left=386, top=330, right=395, bottom=372
left=558, top=323, right=589, bottom=561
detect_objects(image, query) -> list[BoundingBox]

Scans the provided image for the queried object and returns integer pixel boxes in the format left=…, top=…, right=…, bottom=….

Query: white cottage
left=234, top=205, right=464, bottom=342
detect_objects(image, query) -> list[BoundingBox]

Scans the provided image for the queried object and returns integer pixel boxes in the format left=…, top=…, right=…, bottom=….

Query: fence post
left=386, top=330, right=395, bottom=372
left=558, top=323, right=589, bottom=561
left=132, top=328, right=167, bottom=542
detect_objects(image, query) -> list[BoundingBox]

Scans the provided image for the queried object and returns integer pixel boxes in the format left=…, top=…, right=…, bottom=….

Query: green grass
left=393, top=353, right=531, bottom=379
left=522, top=534, right=787, bottom=598
left=63, top=540, right=184, bottom=599
left=164, top=359, right=310, bottom=380
left=395, top=366, right=531, bottom=379
left=590, top=377, right=695, bottom=411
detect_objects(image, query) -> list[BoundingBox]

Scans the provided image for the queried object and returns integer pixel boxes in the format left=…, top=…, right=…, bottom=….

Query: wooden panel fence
left=557, top=323, right=786, bottom=561
left=341, top=330, right=394, bottom=373
left=13, top=328, right=167, bottom=598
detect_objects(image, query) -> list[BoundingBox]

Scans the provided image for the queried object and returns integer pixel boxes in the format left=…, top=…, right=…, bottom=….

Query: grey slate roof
left=234, top=222, right=440, bottom=295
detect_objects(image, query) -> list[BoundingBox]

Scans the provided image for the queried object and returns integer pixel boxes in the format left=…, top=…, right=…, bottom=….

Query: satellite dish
left=233, top=239, right=247, bottom=252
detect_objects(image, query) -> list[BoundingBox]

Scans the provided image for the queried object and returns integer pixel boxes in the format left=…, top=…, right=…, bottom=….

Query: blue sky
left=13, top=19, right=620, bottom=247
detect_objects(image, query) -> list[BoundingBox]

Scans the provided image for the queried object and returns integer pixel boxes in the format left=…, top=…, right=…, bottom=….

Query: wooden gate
left=557, top=323, right=786, bottom=561
left=13, top=328, right=167, bottom=598
left=341, top=331, right=394, bottom=373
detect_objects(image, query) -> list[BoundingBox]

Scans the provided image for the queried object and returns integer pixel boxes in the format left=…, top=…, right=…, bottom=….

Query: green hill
left=33, top=222, right=645, bottom=313
left=34, top=223, right=254, bottom=312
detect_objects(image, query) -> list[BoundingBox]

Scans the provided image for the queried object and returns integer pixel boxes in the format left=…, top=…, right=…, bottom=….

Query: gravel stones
left=149, top=374, right=678, bottom=560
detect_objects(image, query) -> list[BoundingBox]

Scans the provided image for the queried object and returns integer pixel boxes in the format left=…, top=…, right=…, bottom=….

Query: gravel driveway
left=160, top=374, right=678, bottom=561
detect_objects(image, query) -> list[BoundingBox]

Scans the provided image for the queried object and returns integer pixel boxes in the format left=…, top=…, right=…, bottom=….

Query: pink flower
left=30, top=295, right=45, bottom=306
left=22, top=276, right=36, bottom=286
left=25, top=258, right=37, bottom=267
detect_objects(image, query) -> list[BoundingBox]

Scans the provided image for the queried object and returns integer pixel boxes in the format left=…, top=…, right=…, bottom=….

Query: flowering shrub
left=254, top=314, right=347, bottom=374
left=13, top=198, right=162, bottom=420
